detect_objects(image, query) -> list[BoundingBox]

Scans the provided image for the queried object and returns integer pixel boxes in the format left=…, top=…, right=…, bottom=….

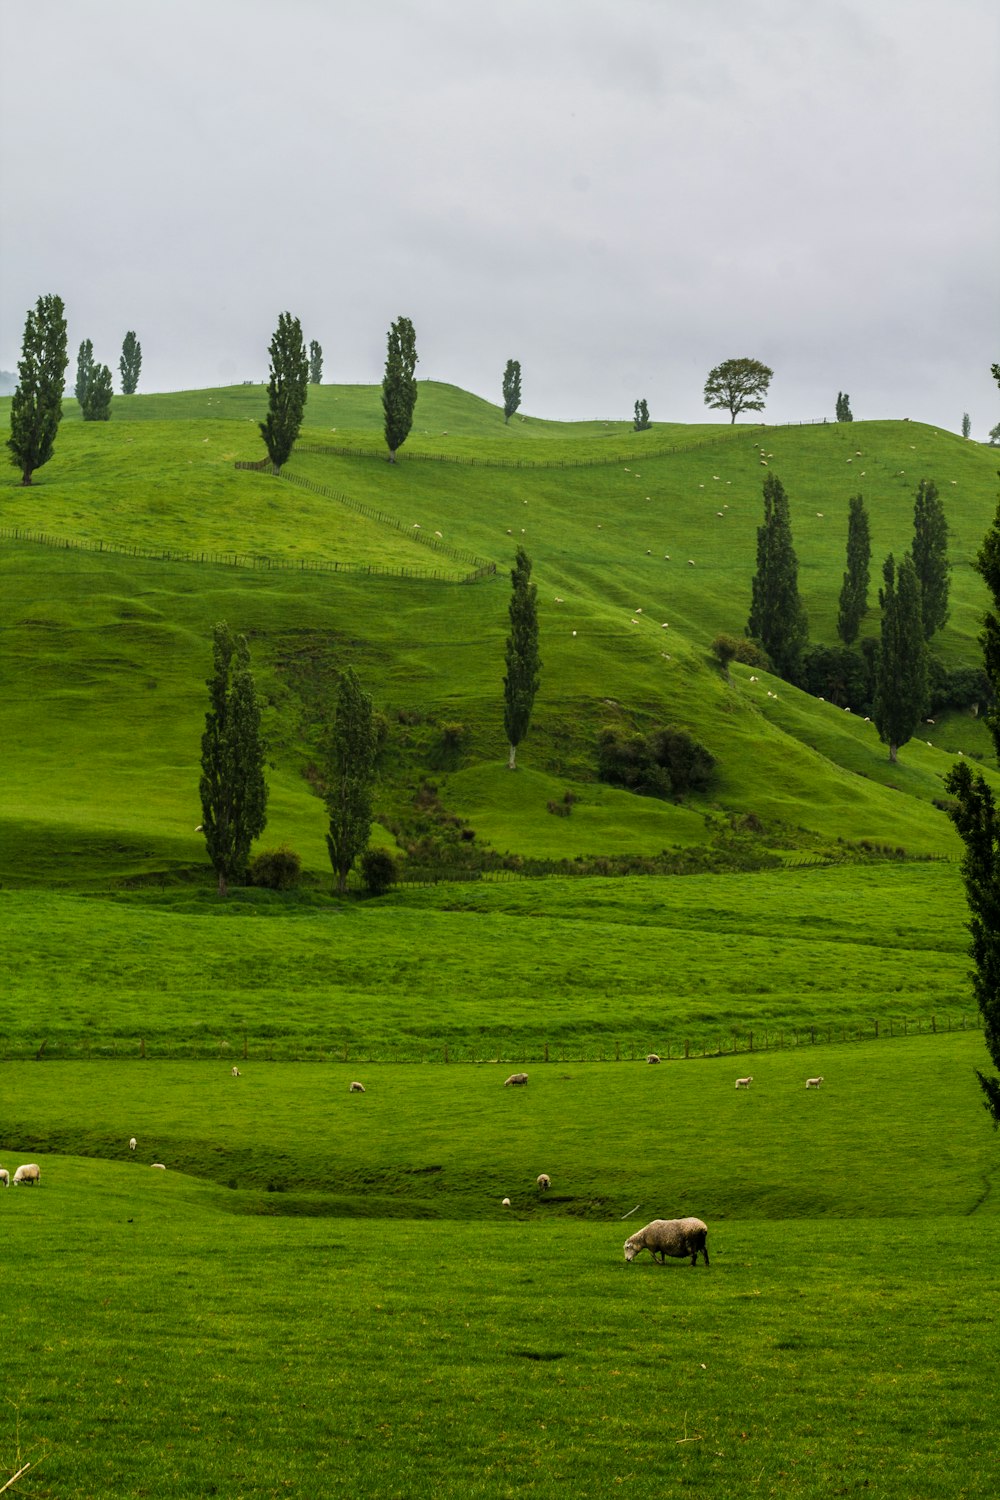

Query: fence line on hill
left=10, top=1012, right=980, bottom=1066
left=0, top=524, right=495, bottom=585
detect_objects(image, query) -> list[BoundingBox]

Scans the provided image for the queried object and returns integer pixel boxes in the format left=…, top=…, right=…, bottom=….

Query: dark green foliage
left=926, top=659, right=992, bottom=717
left=361, top=847, right=397, bottom=896
left=943, top=761, right=1000, bottom=1126
left=7, top=293, right=68, bottom=485
left=199, top=622, right=269, bottom=895
left=259, top=312, right=308, bottom=471
left=597, top=725, right=715, bottom=798
left=80, top=361, right=113, bottom=421
left=703, top=357, right=773, bottom=422
left=872, top=554, right=928, bottom=762
left=247, top=845, right=302, bottom=891
left=989, top=422, right=1000, bottom=446
left=75, top=339, right=94, bottom=404
left=325, top=667, right=378, bottom=894
left=502, top=359, right=521, bottom=424
left=119, top=331, right=142, bottom=395
left=802, top=643, right=873, bottom=713
left=992, top=362, right=1000, bottom=388
left=912, top=479, right=950, bottom=640
left=747, top=472, right=809, bottom=682
left=711, top=634, right=772, bottom=672
left=308, top=340, right=323, bottom=385
left=837, top=494, right=871, bottom=646
left=503, top=547, right=541, bottom=770
left=977, top=495, right=1000, bottom=759
left=962, top=412, right=971, bottom=439
left=633, top=398, right=651, bottom=431
left=835, top=391, right=853, bottom=422
left=382, top=316, right=418, bottom=461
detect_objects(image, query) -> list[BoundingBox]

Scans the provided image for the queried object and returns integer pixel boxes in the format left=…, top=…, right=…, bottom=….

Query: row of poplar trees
left=748, top=471, right=951, bottom=762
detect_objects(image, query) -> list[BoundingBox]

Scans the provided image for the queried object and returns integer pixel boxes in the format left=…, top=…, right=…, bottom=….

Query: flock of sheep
left=0, top=1163, right=40, bottom=1186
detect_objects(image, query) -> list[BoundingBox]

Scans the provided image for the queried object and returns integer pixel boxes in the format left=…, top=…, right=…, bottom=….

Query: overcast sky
left=2, top=0, right=997, bottom=433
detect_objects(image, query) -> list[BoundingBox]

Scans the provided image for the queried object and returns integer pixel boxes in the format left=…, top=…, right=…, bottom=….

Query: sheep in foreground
left=504, top=1073, right=529, bottom=1087
left=735, top=1076, right=753, bottom=1089
left=13, top=1164, right=41, bottom=1186
left=0, top=1168, right=9, bottom=1187
left=805, top=1076, right=824, bottom=1088
left=129, top=1137, right=137, bottom=1152
left=536, top=1174, right=551, bottom=1191
left=624, top=1217, right=709, bottom=1266
left=646, top=1053, right=661, bottom=1064
left=349, top=1081, right=366, bottom=1093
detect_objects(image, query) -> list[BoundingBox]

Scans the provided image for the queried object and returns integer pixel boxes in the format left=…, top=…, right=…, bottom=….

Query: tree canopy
left=912, top=478, right=950, bottom=640
left=837, top=494, right=871, bottom=646
left=872, top=553, right=927, bottom=762
left=7, top=293, right=68, bottom=486
left=747, top=472, right=808, bottom=681
left=502, top=359, right=521, bottom=424
left=704, top=357, right=773, bottom=423
left=259, top=312, right=308, bottom=471
left=324, top=667, right=378, bottom=894
left=503, top=547, right=541, bottom=770
left=308, top=340, right=323, bottom=385
left=80, top=360, right=113, bottom=421
left=120, top=331, right=142, bottom=395
left=382, top=316, right=418, bottom=462
left=199, top=622, right=268, bottom=896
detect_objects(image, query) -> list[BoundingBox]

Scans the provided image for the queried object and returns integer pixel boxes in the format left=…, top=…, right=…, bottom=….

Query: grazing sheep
left=646, top=1053, right=661, bottom=1064
left=536, top=1174, right=551, bottom=1191
left=13, top=1164, right=41, bottom=1186
left=129, top=1137, right=137, bottom=1152
left=623, top=1217, right=709, bottom=1266
left=349, top=1081, right=366, bottom=1093
left=805, top=1076, right=824, bottom=1089
left=231, top=1067, right=241, bottom=1077
left=504, top=1072, right=529, bottom=1087
left=0, top=1168, right=9, bottom=1187
left=735, top=1076, right=753, bottom=1089
left=502, top=1197, right=512, bottom=1207
left=151, top=1163, right=166, bottom=1170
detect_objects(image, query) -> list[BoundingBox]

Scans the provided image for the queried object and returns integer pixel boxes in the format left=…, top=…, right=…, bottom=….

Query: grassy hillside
left=2, top=382, right=997, bottom=889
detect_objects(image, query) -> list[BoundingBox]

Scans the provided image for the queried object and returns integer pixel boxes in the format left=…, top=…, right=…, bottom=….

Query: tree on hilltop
left=837, top=494, right=871, bottom=646
left=912, top=478, right=950, bottom=640
left=872, top=553, right=927, bottom=763
left=503, top=359, right=522, bottom=424
left=120, top=331, right=142, bottom=394
left=80, top=360, right=113, bottom=421
left=504, top=547, right=541, bottom=770
left=75, top=339, right=94, bottom=405
left=382, top=316, right=418, bottom=461
left=747, top=472, right=808, bottom=682
left=309, top=340, right=323, bottom=385
left=633, top=398, right=651, bottom=431
left=7, top=294, right=68, bottom=485
left=836, top=391, right=853, bottom=422
left=199, top=622, right=268, bottom=896
left=324, top=667, right=378, bottom=895
left=704, top=357, right=773, bottom=423
left=259, top=312, right=308, bottom=471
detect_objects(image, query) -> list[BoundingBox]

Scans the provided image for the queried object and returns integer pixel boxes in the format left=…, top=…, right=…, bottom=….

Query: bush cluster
left=246, top=845, right=302, bottom=890
left=597, top=726, right=715, bottom=799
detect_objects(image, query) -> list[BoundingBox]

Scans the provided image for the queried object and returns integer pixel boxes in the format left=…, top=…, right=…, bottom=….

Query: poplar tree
left=633, top=398, right=651, bottom=431
left=502, top=359, right=522, bottom=423
left=199, top=622, right=268, bottom=896
left=747, top=472, right=808, bottom=681
left=837, top=494, right=871, bottom=645
left=835, top=391, right=853, bottom=422
left=120, top=331, right=142, bottom=394
left=7, top=294, right=68, bottom=486
left=503, top=547, right=541, bottom=770
left=80, top=361, right=113, bottom=421
left=309, top=340, right=323, bottom=385
left=962, top=412, right=971, bottom=439
left=259, top=312, right=308, bottom=471
left=943, top=493, right=1000, bottom=1125
left=872, top=553, right=927, bottom=762
left=324, top=667, right=378, bottom=894
left=912, top=478, right=950, bottom=640
left=75, top=339, right=94, bottom=404
left=382, top=316, right=418, bottom=462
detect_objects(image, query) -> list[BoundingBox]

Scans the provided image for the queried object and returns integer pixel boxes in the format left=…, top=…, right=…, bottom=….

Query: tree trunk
left=218, top=868, right=228, bottom=897
left=21, top=469, right=32, bottom=485
left=508, top=743, right=517, bottom=770
left=388, top=449, right=397, bottom=464
left=888, top=743, right=898, bottom=763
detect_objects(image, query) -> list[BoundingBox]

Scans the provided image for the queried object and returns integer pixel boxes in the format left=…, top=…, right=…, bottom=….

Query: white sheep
left=646, top=1053, right=661, bottom=1064
left=349, top=1081, right=366, bottom=1093
left=504, top=1072, right=529, bottom=1087
left=231, top=1067, right=241, bottom=1077
left=129, top=1137, right=137, bottom=1152
left=502, top=1196, right=512, bottom=1207
left=13, top=1164, right=41, bottom=1186
left=805, top=1076, right=824, bottom=1089
left=151, top=1163, right=166, bottom=1170
left=536, top=1174, right=551, bottom=1191
left=0, top=1168, right=9, bottom=1187
left=624, top=1217, right=710, bottom=1266
left=735, top=1076, right=753, bottom=1089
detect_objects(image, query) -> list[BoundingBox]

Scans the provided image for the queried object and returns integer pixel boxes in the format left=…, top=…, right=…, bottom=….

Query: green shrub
left=711, top=633, right=772, bottom=671
left=361, top=847, right=398, bottom=896
left=802, top=644, right=874, bottom=713
left=246, top=845, right=302, bottom=891
left=597, top=726, right=715, bottom=799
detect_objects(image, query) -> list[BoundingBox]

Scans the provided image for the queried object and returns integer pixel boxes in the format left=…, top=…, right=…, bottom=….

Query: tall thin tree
left=912, top=478, right=950, bottom=640
left=872, top=553, right=927, bottom=762
left=837, top=494, right=871, bottom=645
left=308, top=339, right=323, bottom=385
left=80, top=361, right=113, bottom=421
left=120, top=331, right=142, bottom=394
left=503, top=547, right=541, bottom=770
left=7, top=294, right=69, bottom=486
left=259, top=312, right=308, bottom=472
left=502, top=359, right=522, bottom=424
left=324, top=667, right=378, bottom=894
left=382, top=316, right=418, bottom=462
left=633, top=398, right=651, bottom=431
left=75, top=339, right=94, bottom=405
left=199, top=622, right=269, bottom=896
left=747, top=472, right=808, bottom=681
